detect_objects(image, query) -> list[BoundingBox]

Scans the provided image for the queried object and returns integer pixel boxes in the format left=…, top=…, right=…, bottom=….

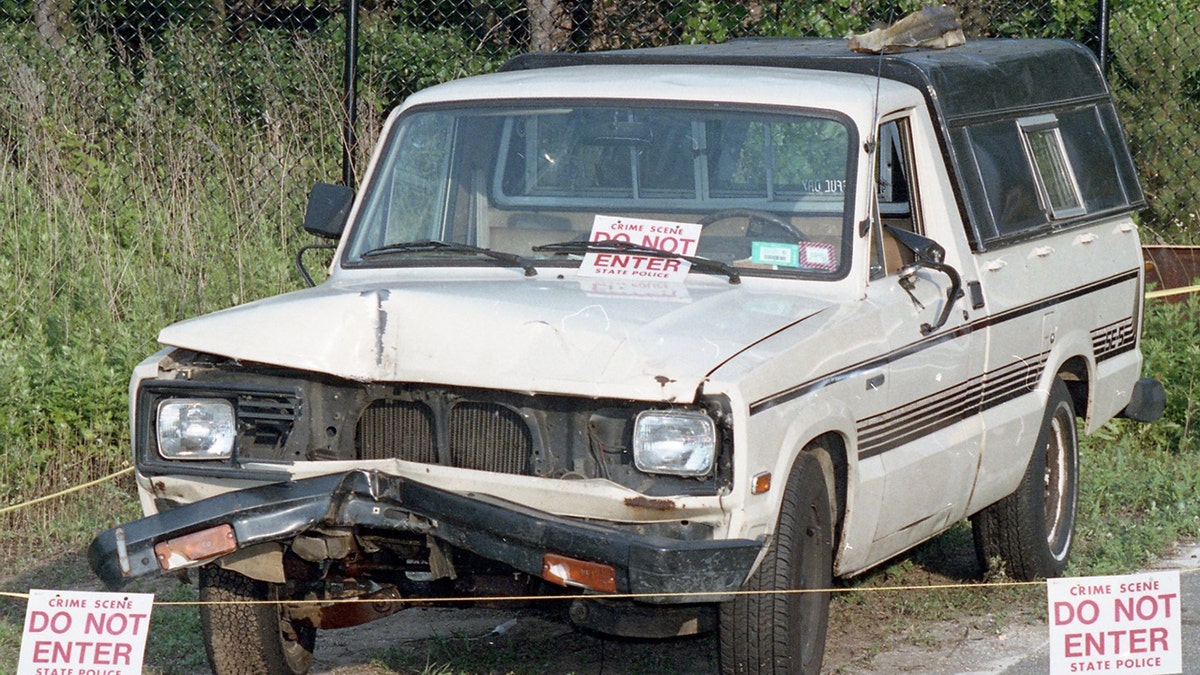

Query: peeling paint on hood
left=157, top=277, right=828, bottom=401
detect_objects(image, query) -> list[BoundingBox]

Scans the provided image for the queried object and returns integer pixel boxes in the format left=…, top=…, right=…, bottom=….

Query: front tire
left=719, top=451, right=833, bottom=675
left=199, top=566, right=316, bottom=675
left=973, top=377, right=1079, bottom=580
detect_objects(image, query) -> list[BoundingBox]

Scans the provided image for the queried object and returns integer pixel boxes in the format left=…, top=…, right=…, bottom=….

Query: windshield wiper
left=532, top=240, right=740, bottom=285
left=360, top=240, right=536, bottom=277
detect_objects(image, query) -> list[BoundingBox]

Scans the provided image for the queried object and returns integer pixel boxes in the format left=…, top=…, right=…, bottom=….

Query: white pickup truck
left=89, top=36, right=1163, bottom=675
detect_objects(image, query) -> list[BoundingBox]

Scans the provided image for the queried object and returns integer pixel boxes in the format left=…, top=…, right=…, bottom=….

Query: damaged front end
left=89, top=470, right=760, bottom=606
left=89, top=350, right=760, bottom=635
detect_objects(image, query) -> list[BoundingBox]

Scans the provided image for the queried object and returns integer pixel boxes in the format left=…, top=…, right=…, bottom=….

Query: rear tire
left=973, top=378, right=1079, bottom=581
left=199, top=566, right=316, bottom=675
left=719, top=451, right=833, bottom=675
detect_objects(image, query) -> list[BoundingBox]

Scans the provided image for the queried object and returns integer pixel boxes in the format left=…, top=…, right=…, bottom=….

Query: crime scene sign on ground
left=1047, top=570, right=1181, bottom=674
left=578, top=215, right=701, bottom=282
left=18, top=589, right=154, bottom=675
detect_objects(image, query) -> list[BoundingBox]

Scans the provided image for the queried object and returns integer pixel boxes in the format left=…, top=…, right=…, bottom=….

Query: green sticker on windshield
left=751, top=242, right=801, bottom=268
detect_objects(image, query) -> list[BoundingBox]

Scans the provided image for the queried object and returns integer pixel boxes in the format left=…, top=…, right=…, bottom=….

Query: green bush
left=0, top=13, right=513, bottom=550
left=1123, top=296, right=1200, bottom=454
left=357, top=15, right=511, bottom=108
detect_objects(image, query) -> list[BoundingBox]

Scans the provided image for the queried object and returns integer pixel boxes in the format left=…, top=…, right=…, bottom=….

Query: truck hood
left=158, top=277, right=829, bottom=401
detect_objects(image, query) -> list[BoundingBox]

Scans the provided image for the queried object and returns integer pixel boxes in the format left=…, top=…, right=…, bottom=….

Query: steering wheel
left=697, top=208, right=807, bottom=242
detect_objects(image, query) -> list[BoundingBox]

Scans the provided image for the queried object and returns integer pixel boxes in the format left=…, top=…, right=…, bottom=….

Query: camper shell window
left=1020, top=115, right=1085, bottom=220
left=960, top=103, right=1139, bottom=244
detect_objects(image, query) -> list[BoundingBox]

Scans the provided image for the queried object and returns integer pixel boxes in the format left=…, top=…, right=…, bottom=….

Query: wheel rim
left=271, top=588, right=314, bottom=674
left=1042, top=402, right=1075, bottom=560
left=279, top=616, right=311, bottom=672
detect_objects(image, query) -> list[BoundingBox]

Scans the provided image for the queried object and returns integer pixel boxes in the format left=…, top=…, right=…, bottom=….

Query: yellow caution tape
left=6, top=572, right=1199, bottom=606
left=0, top=466, right=133, bottom=516
left=1147, top=284, right=1200, bottom=300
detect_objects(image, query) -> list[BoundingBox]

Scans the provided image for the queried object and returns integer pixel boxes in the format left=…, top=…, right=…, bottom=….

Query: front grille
left=356, top=399, right=533, bottom=475
left=449, top=403, right=531, bottom=474
left=237, top=393, right=300, bottom=453
left=357, top=400, right=437, bottom=462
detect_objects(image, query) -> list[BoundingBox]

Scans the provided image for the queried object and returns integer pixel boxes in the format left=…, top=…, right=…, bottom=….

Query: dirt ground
left=1, top=534, right=1054, bottom=675
left=301, top=532, right=1052, bottom=675
left=304, top=598, right=1049, bottom=675
left=308, top=541, right=1200, bottom=674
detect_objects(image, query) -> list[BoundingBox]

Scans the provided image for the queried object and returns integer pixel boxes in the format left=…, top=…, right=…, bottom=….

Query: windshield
left=344, top=103, right=855, bottom=278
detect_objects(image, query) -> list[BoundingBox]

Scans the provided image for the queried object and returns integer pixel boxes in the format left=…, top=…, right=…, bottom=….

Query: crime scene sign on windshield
left=578, top=215, right=702, bottom=283
left=18, top=589, right=154, bottom=675
left=1047, top=571, right=1181, bottom=674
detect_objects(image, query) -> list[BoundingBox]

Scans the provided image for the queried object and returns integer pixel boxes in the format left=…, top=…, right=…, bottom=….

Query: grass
left=143, top=584, right=208, bottom=675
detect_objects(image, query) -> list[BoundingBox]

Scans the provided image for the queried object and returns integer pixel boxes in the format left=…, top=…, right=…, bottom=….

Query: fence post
left=342, top=0, right=360, bottom=189
left=1096, top=0, right=1110, bottom=75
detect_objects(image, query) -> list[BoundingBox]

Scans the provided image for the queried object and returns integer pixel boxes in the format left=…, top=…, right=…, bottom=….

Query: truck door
left=858, top=116, right=986, bottom=559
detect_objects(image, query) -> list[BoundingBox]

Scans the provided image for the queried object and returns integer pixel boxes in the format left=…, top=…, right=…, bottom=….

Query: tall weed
left=0, top=25, right=342, bottom=546
left=0, top=12, right=513, bottom=561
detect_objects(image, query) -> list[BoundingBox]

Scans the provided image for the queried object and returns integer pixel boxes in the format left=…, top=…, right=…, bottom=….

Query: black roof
left=501, top=38, right=1111, bottom=125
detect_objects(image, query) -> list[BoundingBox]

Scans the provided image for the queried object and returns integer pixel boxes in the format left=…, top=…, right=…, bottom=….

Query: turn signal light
left=752, top=472, right=772, bottom=495
left=154, top=524, right=237, bottom=571
left=542, top=553, right=617, bottom=593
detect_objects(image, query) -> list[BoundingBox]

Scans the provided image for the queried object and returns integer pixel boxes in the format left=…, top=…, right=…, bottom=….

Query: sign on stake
left=1047, top=570, right=1181, bottom=674
left=18, top=589, right=155, bottom=675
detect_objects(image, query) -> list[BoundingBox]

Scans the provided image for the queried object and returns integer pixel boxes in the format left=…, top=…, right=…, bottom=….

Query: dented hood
left=157, top=277, right=828, bottom=401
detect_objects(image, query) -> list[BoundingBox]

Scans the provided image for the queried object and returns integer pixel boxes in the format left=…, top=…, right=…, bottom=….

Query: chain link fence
left=1, top=0, right=1195, bottom=242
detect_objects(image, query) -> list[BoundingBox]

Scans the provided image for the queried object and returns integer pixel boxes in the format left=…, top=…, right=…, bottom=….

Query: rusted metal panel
left=1143, top=246, right=1200, bottom=301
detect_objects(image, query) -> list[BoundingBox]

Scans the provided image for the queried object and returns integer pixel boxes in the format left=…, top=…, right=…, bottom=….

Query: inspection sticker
left=751, top=241, right=800, bottom=267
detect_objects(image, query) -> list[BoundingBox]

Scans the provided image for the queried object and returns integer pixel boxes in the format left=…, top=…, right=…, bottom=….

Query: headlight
left=633, top=410, right=716, bottom=477
left=157, top=399, right=236, bottom=460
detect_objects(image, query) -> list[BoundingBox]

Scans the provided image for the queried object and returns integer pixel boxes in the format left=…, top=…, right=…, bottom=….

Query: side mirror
left=884, top=225, right=964, bottom=336
left=884, top=224, right=945, bottom=264
left=303, top=182, right=354, bottom=239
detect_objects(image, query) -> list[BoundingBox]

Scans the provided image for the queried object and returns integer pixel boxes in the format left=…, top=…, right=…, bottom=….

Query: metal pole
left=342, top=0, right=360, bottom=189
left=1097, top=0, right=1110, bottom=76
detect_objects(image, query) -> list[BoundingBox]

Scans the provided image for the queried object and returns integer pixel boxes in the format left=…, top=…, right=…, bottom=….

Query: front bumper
left=88, top=470, right=761, bottom=601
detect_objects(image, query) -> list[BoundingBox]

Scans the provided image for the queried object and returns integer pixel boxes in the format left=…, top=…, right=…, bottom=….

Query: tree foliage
left=1108, top=0, right=1200, bottom=240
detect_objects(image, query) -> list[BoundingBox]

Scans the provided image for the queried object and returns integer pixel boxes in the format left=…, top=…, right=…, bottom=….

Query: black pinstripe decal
left=857, top=351, right=1049, bottom=459
left=747, top=269, right=1140, bottom=457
